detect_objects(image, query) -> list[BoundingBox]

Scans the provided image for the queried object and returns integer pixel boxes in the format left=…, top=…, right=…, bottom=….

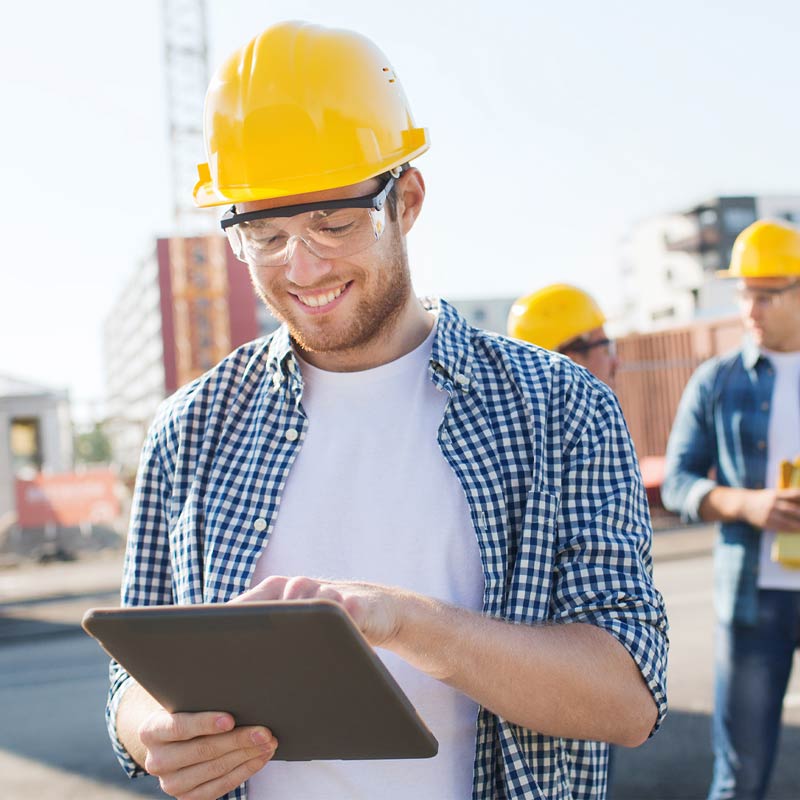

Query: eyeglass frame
left=560, top=337, right=617, bottom=357
left=219, top=175, right=396, bottom=231
left=736, top=278, right=800, bottom=305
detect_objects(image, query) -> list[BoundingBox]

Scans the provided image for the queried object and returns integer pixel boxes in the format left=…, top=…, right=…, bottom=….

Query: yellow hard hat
left=507, top=284, right=606, bottom=351
left=717, top=219, right=800, bottom=278
left=194, top=21, right=430, bottom=208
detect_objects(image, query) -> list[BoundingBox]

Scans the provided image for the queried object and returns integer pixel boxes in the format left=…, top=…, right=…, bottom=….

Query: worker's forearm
left=699, top=486, right=747, bottom=523
left=386, top=594, right=658, bottom=747
left=116, top=682, right=162, bottom=769
left=698, top=486, right=800, bottom=530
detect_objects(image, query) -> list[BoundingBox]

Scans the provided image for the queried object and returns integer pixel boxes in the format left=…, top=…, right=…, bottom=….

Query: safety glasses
left=220, top=177, right=395, bottom=267
left=561, top=338, right=617, bottom=358
left=736, top=279, right=800, bottom=307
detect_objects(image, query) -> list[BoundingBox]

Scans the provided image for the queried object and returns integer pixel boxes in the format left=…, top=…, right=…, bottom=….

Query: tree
left=74, top=423, right=112, bottom=465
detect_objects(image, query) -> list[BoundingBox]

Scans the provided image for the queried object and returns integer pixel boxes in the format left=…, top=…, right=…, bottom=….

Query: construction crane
left=162, top=0, right=216, bottom=234
left=161, top=0, right=232, bottom=389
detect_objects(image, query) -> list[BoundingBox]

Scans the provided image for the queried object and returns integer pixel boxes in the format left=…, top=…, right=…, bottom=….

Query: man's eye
left=248, top=231, right=286, bottom=249
left=321, top=222, right=355, bottom=236
left=244, top=224, right=284, bottom=242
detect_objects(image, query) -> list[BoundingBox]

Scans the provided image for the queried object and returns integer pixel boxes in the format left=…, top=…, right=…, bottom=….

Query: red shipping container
left=15, top=470, right=121, bottom=528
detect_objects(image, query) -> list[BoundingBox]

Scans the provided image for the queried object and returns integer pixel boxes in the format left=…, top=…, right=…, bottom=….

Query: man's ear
left=395, top=168, right=425, bottom=235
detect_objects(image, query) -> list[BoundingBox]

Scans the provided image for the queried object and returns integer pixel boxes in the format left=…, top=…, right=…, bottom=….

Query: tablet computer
left=82, top=600, right=438, bottom=761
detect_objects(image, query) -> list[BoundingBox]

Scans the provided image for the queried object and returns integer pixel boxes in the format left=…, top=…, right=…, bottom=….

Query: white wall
left=0, top=389, right=73, bottom=518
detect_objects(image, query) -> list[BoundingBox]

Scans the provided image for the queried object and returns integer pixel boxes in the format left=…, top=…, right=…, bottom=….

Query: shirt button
left=757, top=440, right=766, bottom=450
left=254, top=518, right=267, bottom=532
left=285, top=428, right=299, bottom=442
left=455, top=374, right=470, bottom=387
left=761, top=401, right=769, bottom=411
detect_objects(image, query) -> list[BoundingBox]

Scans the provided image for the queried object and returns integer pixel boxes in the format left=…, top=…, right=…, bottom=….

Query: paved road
left=0, top=632, right=161, bottom=799
left=2, top=529, right=800, bottom=799
left=614, top=543, right=800, bottom=800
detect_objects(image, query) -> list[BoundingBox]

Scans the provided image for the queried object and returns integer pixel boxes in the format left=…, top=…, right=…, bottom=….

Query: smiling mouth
left=294, top=283, right=349, bottom=308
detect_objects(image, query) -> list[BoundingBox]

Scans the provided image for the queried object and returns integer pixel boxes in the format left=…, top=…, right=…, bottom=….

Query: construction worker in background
left=507, top=283, right=620, bottom=389
left=662, top=219, right=800, bottom=800
left=105, top=21, right=667, bottom=800
left=508, top=282, right=623, bottom=798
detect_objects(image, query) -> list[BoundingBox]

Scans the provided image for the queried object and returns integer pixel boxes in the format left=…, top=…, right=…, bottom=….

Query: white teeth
left=297, top=285, right=345, bottom=308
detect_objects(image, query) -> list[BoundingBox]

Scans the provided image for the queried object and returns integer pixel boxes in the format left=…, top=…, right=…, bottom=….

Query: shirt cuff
left=683, top=478, right=717, bottom=523
left=106, top=673, right=147, bottom=779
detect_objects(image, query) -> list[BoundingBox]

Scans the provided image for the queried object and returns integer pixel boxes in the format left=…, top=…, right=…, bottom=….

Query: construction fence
left=615, top=315, right=744, bottom=460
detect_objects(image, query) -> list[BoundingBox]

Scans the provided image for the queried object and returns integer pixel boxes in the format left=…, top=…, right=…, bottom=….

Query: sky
left=2, top=0, right=799, bottom=416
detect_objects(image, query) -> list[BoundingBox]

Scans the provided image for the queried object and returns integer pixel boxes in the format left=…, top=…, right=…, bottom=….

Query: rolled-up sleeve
left=105, top=420, right=174, bottom=778
left=551, top=387, right=669, bottom=735
left=661, top=361, right=717, bottom=523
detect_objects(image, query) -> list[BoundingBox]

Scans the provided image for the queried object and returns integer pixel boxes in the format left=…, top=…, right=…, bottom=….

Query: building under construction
left=103, top=236, right=279, bottom=473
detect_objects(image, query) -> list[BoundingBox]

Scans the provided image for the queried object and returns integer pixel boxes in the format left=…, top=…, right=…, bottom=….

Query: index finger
left=230, top=575, right=291, bottom=604
left=142, top=710, right=236, bottom=745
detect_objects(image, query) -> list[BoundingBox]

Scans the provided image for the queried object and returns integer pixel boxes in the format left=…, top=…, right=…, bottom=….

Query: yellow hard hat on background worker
left=507, top=284, right=619, bottom=389
left=716, top=219, right=800, bottom=278
left=193, top=20, right=430, bottom=207
left=507, top=284, right=606, bottom=350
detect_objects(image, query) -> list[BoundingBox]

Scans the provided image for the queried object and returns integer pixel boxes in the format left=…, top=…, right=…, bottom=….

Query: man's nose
left=283, top=237, right=334, bottom=286
left=741, top=296, right=764, bottom=322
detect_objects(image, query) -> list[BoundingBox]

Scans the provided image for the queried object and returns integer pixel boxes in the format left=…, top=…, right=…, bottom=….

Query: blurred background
left=1, top=1, right=799, bottom=798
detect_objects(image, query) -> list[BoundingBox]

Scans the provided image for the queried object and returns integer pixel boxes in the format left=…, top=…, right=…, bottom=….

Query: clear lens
left=228, top=206, right=387, bottom=267
left=735, top=280, right=800, bottom=307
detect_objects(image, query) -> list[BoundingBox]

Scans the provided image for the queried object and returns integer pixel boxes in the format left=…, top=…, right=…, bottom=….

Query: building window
left=722, top=207, right=756, bottom=235
left=10, top=417, right=42, bottom=474
left=699, top=209, right=718, bottom=227
left=652, top=307, right=675, bottom=321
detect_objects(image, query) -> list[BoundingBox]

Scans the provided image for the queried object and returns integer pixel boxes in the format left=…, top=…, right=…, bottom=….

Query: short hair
left=383, top=163, right=410, bottom=223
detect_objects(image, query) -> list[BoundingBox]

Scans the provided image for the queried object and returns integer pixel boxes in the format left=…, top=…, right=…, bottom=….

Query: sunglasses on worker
left=220, top=176, right=396, bottom=267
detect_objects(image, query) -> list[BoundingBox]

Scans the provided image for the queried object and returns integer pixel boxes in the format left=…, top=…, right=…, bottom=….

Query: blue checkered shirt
left=107, top=298, right=668, bottom=799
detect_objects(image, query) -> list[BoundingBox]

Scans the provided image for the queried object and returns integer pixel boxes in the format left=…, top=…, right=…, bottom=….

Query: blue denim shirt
left=662, top=340, right=774, bottom=624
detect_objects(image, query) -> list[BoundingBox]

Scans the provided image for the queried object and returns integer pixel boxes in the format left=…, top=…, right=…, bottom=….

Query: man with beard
left=507, top=284, right=620, bottom=390
left=106, top=21, right=668, bottom=800
left=663, top=218, right=800, bottom=800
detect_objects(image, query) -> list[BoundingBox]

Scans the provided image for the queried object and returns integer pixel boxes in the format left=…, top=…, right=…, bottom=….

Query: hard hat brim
left=193, top=135, right=430, bottom=209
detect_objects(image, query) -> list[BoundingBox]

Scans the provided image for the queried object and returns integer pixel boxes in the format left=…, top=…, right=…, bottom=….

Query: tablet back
left=83, top=601, right=438, bottom=761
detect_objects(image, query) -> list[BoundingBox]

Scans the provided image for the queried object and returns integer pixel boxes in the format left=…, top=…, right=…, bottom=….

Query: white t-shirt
left=248, top=325, right=485, bottom=800
left=757, top=348, right=800, bottom=590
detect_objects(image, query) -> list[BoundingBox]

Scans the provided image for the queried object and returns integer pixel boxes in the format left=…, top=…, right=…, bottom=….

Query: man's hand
left=137, top=708, right=277, bottom=800
left=232, top=575, right=405, bottom=649
left=741, top=488, right=800, bottom=531
left=232, top=576, right=657, bottom=745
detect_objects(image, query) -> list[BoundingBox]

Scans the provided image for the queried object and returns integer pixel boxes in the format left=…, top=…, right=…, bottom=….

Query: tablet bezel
left=83, top=600, right=438, bottom=761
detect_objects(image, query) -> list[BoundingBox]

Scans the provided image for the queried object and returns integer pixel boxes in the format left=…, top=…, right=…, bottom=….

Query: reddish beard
left=251, top=224, right=413, bottom=356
